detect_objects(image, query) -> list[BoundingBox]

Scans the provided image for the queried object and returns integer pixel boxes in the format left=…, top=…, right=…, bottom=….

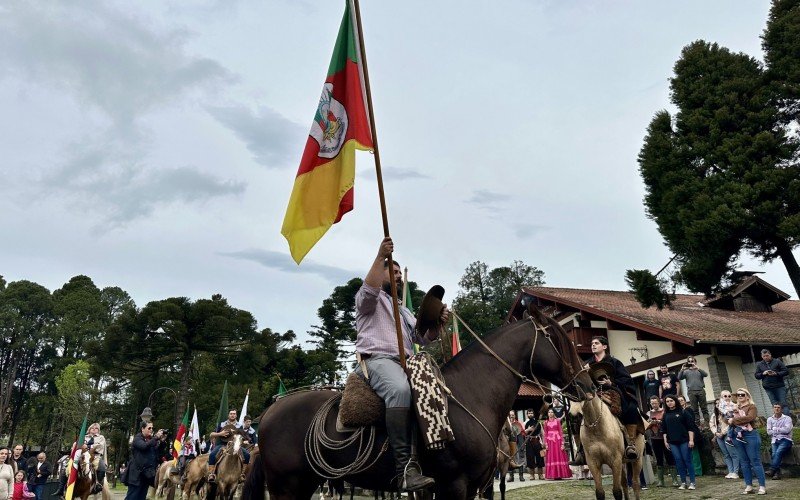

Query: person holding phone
left=755, top=349, right=790, bottom=416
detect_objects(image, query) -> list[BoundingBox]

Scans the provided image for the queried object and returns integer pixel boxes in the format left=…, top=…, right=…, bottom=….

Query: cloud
left=0, top=2, right=231, bottom=133
left=358, top=167, right=431, bottom=181
left=466, top=189, right=506, bottom=214
left=207, top=105, right=307, bottom=168
left=514, top=223, right=550, bottom=239
left=43, top=141, right=245, bottom=227
left=220, top=249, right=358, bottom=284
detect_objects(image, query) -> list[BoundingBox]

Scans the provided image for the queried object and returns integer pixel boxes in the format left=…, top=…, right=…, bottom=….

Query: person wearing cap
left=571, top=336, right=640, bottom=465
left=353, top=237, right=449, bottom=492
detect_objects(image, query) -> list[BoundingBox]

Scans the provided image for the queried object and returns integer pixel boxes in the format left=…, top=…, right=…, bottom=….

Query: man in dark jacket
left=124, top=421, right=165, bottom=500
left=30, top=452, right=51, bottom=500
left=755, top=349, right=790, bottom=416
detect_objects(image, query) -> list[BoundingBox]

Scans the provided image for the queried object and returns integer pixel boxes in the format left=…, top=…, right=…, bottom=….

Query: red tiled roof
left=517, top=382, right=545, bottom=397
left=523, top=287, right=800, bottom=345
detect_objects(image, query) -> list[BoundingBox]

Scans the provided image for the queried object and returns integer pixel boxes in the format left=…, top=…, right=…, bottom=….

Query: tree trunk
left=776, top=240, right=800, bottom=298
left=176, top=353, right=192, bottom=431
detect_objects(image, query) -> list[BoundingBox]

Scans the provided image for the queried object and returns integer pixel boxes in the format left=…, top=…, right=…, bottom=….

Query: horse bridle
left=451, top=311, right=589, bottom=402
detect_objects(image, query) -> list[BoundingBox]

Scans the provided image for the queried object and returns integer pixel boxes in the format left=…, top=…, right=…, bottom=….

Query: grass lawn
left=505, top=475, right=800, bottom=499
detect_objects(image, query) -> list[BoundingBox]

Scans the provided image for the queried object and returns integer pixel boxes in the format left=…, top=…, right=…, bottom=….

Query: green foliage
left=452, top=260, right=545, bottom=340
left=55, top=360, right=95, bottom=430
left=639, top=12, right=800, bottom=296
left=625, top=269, right=672, bottom=310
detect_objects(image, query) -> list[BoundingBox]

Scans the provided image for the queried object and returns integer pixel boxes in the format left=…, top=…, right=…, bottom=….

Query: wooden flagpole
left=351, top=0, right=407, bottom=368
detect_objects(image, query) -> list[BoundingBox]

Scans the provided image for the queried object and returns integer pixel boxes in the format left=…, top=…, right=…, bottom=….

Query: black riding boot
left=91, top=471, right=105, bottom=494
left=52, top=473, right=67, bottom=497
left=385, top=407, right=435, bottom=492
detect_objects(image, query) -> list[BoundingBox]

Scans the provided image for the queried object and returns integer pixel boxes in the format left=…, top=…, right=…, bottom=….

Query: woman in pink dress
left=544, top=409, right=572, bottom=479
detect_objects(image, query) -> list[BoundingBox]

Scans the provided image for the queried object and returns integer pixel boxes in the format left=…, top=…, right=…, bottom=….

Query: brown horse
left=206, top=434, right=245, bottom=500
left=73, top=449, right=111, bottom=500
left=182, top=454, right=209, bottom=500
left=570, top=394, right=644, bottom=500
left=244, top=304, right=594, bottom=499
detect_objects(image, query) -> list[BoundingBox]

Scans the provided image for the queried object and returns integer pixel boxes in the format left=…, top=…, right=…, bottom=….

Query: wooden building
left=508, top=276, right=800, bottom=416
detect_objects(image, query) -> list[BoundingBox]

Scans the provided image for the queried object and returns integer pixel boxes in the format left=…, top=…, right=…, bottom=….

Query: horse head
left=78, top=449, right=93, bottom=479
left=225, top=433, right=244, bottom=460
left=524, top=303, right=594, bottom=402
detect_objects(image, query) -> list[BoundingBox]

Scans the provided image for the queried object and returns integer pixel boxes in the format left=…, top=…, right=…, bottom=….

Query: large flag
left=217, top=380, right=229, bottom=425
left=281, top=0, right=374, bottom=264
left=238, top=389, right=250, bottom=426
left=172, top=406, right=190, bottom=462
left=190, top=405, right=201, bottom=449
left=451, top=314, right=462, bottom=356
left=64, top=415, right=88, bottom=500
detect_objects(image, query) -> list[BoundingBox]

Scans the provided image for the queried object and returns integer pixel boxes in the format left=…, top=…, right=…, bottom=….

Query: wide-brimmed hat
left=588, top=362, right=615, bottom=383
left=416, top=285, right=445, bottom=335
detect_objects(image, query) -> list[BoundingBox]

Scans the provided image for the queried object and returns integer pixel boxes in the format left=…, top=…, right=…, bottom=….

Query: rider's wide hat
left=416, top=285, right=446, bottom=336
left=588, top=361, right=615, bottom=383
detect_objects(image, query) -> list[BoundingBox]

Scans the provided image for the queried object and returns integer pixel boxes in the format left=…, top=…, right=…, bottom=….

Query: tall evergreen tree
left=637, top=6, right=800, bottom=297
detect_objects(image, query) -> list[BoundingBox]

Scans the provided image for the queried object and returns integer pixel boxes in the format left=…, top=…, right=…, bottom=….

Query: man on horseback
left=207, top=409, right=250, bottom=482
left=571, top=336, right=640, bottom=465
left=353, top=237, right=448, bottom=492
left=241, top=416, right=257, bottom=447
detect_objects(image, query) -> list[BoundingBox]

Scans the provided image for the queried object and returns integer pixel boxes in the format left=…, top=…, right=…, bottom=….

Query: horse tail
left=241, top=451, right=265, bottom=500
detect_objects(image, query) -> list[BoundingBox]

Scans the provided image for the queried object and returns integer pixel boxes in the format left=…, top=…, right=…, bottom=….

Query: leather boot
left=91, top=470, right=105, bottom=494
left=518, top=467, right=525, bottom=481
left=670, top=467, right=679, bottom=486
left=207, top=464, right=216, bottom=483
left=385, top=407, right=434, bottom=492
left=656, top=466, right=665, bottom=487
left=569, top=446, right=586, bottom=466
left=623, top=424, right=638, bottom=461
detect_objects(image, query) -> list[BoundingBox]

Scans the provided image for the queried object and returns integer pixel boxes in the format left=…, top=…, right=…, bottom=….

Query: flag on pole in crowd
left=172, top=406, right=190, bottom=463
left=64, top=415, right=88, bottom=500
left=217, top=380, right=229, bottom=425
left=190, top=405, right=201, bottom=449
left=281, top=0, right=374, bottom=264
left=451, top=314, right=462, bottom=356
left=278, top=378, right=288, bottom=397
left=238, top=389, right=250, bottom=426
left=402, top=268, right=419, bottom=354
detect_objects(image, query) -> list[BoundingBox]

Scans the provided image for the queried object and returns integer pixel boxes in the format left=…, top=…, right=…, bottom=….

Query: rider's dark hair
left=140, top=420, right=149, bottom=430
left=383, top=259, right=400, bottom=269
left=591, top=336, right=610, bottom=354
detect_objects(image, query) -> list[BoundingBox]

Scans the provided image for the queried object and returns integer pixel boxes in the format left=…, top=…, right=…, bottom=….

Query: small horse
left=155, top=461, right=180, bottom=500
left=207, top=434, right=244, bottom=500
left=570, top=394, right=644, bottom=500
left=182, top=454, right=209, bottom=500
left=245, top=303, right=594, bottom=499
left=480, top=419, right=512, bottom=500
left=73, top=449, right=111, bottom=500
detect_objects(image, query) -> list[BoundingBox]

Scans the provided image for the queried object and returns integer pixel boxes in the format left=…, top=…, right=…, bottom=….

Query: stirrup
left=207, top=474, right=216, bottom=483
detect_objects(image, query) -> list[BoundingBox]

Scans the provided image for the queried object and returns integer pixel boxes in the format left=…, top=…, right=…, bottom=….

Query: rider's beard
left=382, top=279, right=403, bottom=295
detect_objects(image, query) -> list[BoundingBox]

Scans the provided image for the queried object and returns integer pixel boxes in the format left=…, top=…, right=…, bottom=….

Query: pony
left=244, top=304, right=594, bottom=499
left=182, top=454, right=209, bottom=500
left=155, top=461, right=180, bottom=500
left=480, top=419, right=513, bottom=500
left=570, top=394, right=644, bottom=500
left=206, top=433, right=245, bottom=500
left=73, top=449, right=111, bottom=500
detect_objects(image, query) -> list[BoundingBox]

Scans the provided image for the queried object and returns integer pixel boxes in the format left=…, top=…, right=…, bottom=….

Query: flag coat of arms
left=282, top=0, right=373, bottom=264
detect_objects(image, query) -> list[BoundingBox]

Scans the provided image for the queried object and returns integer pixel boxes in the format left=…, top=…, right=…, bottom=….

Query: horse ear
left=526, top=302, right=550, bottom=326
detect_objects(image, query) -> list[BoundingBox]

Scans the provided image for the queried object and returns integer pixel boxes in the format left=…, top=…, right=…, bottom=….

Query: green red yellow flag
left=172, top=406, right=190, bottom=463
left=281, top=0, right=374, bottom=264
left=451, top=313, right=462, bottom=356
left=65, top=415, right=88, bottom=500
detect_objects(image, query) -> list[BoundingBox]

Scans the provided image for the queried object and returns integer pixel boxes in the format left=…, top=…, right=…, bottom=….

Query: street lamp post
left=144, top=386, right=179, bottom=432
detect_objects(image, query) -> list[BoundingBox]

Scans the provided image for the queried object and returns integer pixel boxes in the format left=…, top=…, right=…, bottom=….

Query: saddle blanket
left=407, top=353, right=455, bottom=450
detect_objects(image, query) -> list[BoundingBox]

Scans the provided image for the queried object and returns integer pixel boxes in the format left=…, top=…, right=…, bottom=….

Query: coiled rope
left=303, top=394, right=388, bottom=479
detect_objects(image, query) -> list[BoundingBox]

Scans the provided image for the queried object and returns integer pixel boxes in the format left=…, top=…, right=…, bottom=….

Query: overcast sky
left=1, top=1, right=794, bottom=343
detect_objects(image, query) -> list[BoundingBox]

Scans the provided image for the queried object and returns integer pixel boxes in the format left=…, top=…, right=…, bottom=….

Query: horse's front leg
left=586, top=459, right=605, bottom=500
left=435, top=475, right=468, bottom=499
left=610, top=461, right=624, bottom=500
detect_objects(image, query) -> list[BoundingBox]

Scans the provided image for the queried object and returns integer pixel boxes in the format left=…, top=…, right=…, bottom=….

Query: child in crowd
left=725, top=407, right=752, bottom=446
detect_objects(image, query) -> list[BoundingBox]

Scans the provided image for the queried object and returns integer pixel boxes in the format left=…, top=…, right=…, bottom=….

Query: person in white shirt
left=765, top=403, right=793, bottom=480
